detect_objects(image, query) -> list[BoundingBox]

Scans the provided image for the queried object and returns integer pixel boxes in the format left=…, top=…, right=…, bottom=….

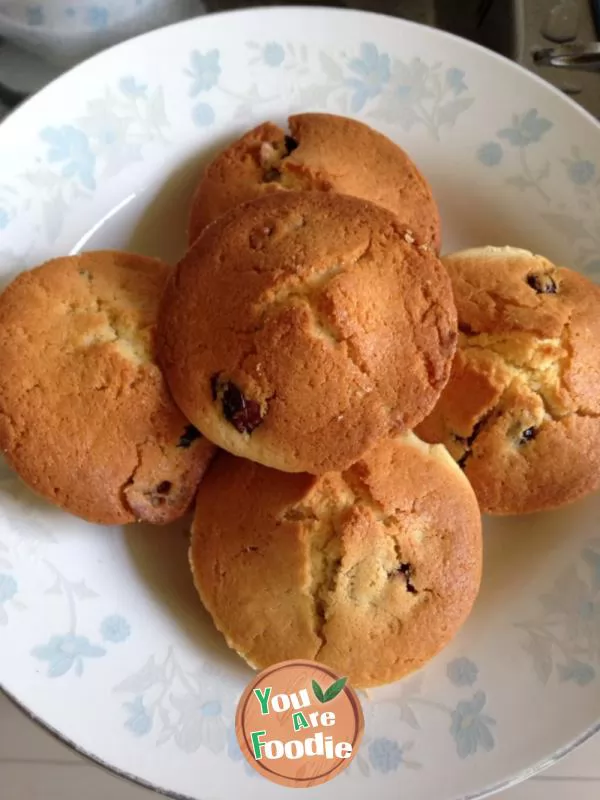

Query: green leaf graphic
left=323, top=676, right=348, bottom=702
left=312, top=679, right=325, bottom=703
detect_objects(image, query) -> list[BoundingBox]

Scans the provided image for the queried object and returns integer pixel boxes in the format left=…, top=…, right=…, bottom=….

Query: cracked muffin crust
left=0, top=251, right=215, bottom=525
left=416, top=246, right=600, bottom=514
left=190, top=433, right=482, bottom=688
left=187, top=113, right=441, bottom=250
left=159, top=191, right=457, bottom=474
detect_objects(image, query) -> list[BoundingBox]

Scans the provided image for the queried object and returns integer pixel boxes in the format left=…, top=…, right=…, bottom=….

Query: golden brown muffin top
left=160, top=191, right=457, bottom=474
left=190, top=433, right=482, bottom=688
left=0, top=251, right=214, bottom=525
left=188, top=113, right=441, bottom=250
left=417, top=246, right=600, bottom=514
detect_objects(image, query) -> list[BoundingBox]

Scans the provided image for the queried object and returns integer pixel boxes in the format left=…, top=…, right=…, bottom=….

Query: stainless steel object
left=533, top=42, right=600, bottom=70
left=465, top=0, right=600, bottom=117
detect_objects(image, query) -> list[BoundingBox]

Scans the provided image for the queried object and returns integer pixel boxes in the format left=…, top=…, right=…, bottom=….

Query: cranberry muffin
left=190, top=433, right=482, bottom=688
left=159, top=192, right=457, bottom=474
left=188, top=112, right=441, bottom=250
left=417, top=246, right=600, bottom=514
left=0, top=251, right=215, bottom=525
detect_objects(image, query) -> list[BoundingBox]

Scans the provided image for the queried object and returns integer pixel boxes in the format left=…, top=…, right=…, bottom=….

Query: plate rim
left=4, top=648, right=600, bottom=800
left=1, top=4, right=600, bottom=139
left=1, top=5, right=600, bottom=798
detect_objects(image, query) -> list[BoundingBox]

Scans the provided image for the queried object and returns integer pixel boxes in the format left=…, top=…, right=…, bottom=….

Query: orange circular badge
left=235, top=659, right=364, bottom=788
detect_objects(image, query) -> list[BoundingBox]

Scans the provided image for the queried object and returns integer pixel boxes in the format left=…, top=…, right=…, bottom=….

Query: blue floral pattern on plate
left=476, top=108, right=600, bottom=276
left=32, top=634, right=106, bottom=678
left=0, top=40, right=473, bottom=243
left=2, top=17, right=600, bottom=798
left=563, top=148, right=595, bottom=186
left=477, top=141, right=503, bottom=167
left=346, top=42, right=391, bottom=112
left=186, top=50, right=221, bottom=96
left=369, top=738, right=404, bottom=773
left=262, top=42, right=286, bottom=68
left=7, top=76, right=171, bottom=242
left=517, top=539, right=600, bottom=687
left=124, top=695, right=154, bottom=736
left=446, top=657, right=479, bottom=687
left=182, top=41, right=474, bottom=136
left=118, top=76, right=148, bottom=99
left=29, top=563, right=129, bottom=677
left=191, top=103, right=215, bottom=128
left=247, top=40, right=292, bottom=68
left=41, top=126, right=97, bottom=191
left=0, top=572, right=18, bottom=626
left=450, top=692, right=496, bottom=759
left=100, top=615, right=131, bottom=643
left=476, top=108, right=553, bottom=200
left=114, top=649, right=239, bottom=753
left=369, top=738, right=421, bottom=772
left=0, top=573, right=17, bottom=604
left=498, top=109, right=553, bottom=147
left=379, top=659, right=496, bottom=763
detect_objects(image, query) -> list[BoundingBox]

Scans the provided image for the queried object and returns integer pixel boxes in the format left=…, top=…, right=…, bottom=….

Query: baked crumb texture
left=188, top=112, right=441, bottom=250
left=160, top=192, right=457, bottom=475
left=0, top=251, right=215, bottom=525
left=190, top=433, right=482, bottom=688
left=417, top=246, right=600, bottom=514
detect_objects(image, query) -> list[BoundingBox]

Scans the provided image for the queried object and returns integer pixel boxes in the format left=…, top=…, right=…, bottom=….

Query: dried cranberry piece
left=212, top=375, right=265, bottom=434
left=396, top=562, right=418, bottom=594
left=177, top=425, right=202, bottom=448
left=263, top=168, right=280, bottom=183
left=284, top=135, right=299, bottom=154
left=520, top=426, right=537, bottom=444
left=526, top=273, right=557, bottom=294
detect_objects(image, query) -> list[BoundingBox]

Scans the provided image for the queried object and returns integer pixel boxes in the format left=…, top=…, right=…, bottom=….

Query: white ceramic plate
left=1, top=8, right=600, bottom=799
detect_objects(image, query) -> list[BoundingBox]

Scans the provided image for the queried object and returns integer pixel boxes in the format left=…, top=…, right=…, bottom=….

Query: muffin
left=190, top=433, right=483, bottom=688
left=0, top=251, right=215, bottom=525
left=416, top=246, right=600, bottom=514
left=159, top=191, right=457, bottom=474
left=188, top=112, right=441, bottom=249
